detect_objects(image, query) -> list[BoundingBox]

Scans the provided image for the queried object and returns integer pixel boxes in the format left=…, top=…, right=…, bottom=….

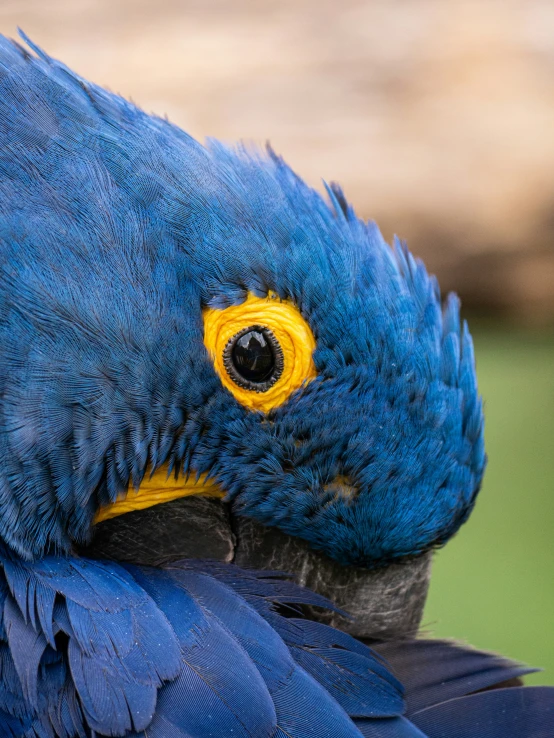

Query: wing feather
left=412, top=686, right=554, bottom=738
left=373, top=639, right=537, bottom=714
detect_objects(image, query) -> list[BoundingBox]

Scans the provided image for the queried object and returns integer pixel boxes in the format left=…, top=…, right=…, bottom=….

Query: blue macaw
left=0, top=31, right=552, bottom=738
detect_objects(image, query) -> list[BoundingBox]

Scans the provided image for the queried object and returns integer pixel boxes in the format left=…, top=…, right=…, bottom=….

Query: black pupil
left=231, top=330, right=275, bottom=383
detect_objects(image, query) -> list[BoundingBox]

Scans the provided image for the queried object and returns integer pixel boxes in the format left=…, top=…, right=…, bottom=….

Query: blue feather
left=0, top=549, right=181, bottom=735
left=0, top=549, right=551, bottom=736
left=127, top=565, right=278, bottom=738
left=185, top=561, right=404, bottom=717
left=355, top=717, right=427, bottom=738
left=373, top=639, right=538, bottom=715
left=0, top=554, right=416, bottom=737
left=412, top=687, right=554, bottom=738
left=163, top=565, right=371, bottom=736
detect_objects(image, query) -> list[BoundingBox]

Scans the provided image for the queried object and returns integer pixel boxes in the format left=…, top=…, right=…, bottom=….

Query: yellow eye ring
left=203, top=293, right=317, bottom=413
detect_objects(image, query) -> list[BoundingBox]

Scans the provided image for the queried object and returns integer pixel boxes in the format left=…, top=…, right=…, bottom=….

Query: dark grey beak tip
left=233, top=516, right=433, bottom=640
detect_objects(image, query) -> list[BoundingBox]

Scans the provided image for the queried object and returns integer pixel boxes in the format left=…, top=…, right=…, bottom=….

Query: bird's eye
left=224, top=326, right=284, bottom=391
left=203, top=293, right=317, bottom=412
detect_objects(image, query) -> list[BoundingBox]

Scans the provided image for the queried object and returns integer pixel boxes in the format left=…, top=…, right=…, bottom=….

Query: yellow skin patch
left=94, top=467, right=224, bottom=524
left=203, top=293, right=317, bottom=413
left=94, top=293, right=316, bottom=524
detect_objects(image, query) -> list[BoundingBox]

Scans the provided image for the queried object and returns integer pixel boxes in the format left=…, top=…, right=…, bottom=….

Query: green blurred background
left=425, top=328, right=554, bottom=685
left=1, top=0, right=553, bottom=684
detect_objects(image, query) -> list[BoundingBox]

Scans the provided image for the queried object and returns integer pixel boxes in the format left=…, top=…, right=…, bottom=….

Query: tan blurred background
left=2, top=0, right=554, bottom=323
left=1, top=0, right=553, bottom=682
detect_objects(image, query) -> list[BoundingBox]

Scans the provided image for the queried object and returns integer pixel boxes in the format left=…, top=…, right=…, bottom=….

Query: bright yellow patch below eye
left=203, top=293, right=317, bottom=413
left=93, top=467, right=224, bottom=524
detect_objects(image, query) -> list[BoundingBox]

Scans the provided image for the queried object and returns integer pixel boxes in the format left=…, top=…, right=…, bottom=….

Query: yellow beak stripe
left=93, top=465, right=224, bottom=524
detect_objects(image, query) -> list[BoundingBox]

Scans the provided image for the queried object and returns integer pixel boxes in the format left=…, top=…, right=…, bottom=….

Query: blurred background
left=1, top=0, right=553, bottom=683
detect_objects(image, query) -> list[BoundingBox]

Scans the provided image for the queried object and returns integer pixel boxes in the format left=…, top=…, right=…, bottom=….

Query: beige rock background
left=1, top=0, right=554, bottom=323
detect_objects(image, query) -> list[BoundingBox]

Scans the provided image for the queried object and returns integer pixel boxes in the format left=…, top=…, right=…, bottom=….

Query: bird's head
left=0, top=36, right=485, bottom=576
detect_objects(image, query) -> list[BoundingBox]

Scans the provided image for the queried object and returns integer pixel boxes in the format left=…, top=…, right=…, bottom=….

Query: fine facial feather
left=0, top=33, right=484, bottom=566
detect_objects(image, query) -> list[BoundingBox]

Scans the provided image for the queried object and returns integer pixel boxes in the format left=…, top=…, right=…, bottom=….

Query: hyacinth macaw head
left=0, top=33, right=485, bottom=567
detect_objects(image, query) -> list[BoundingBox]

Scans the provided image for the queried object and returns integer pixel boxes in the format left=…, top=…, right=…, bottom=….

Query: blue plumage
left=412, top=688, right=554, bottom=738
left=1, top=554, right=551, bottom=738
left=0, top=32, right=551, bottom=738
left=0, top=32, right=483, bottom=566
left=0, top=556, right=402, bottom=737
left=0, top=547, right=182, bottom=735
